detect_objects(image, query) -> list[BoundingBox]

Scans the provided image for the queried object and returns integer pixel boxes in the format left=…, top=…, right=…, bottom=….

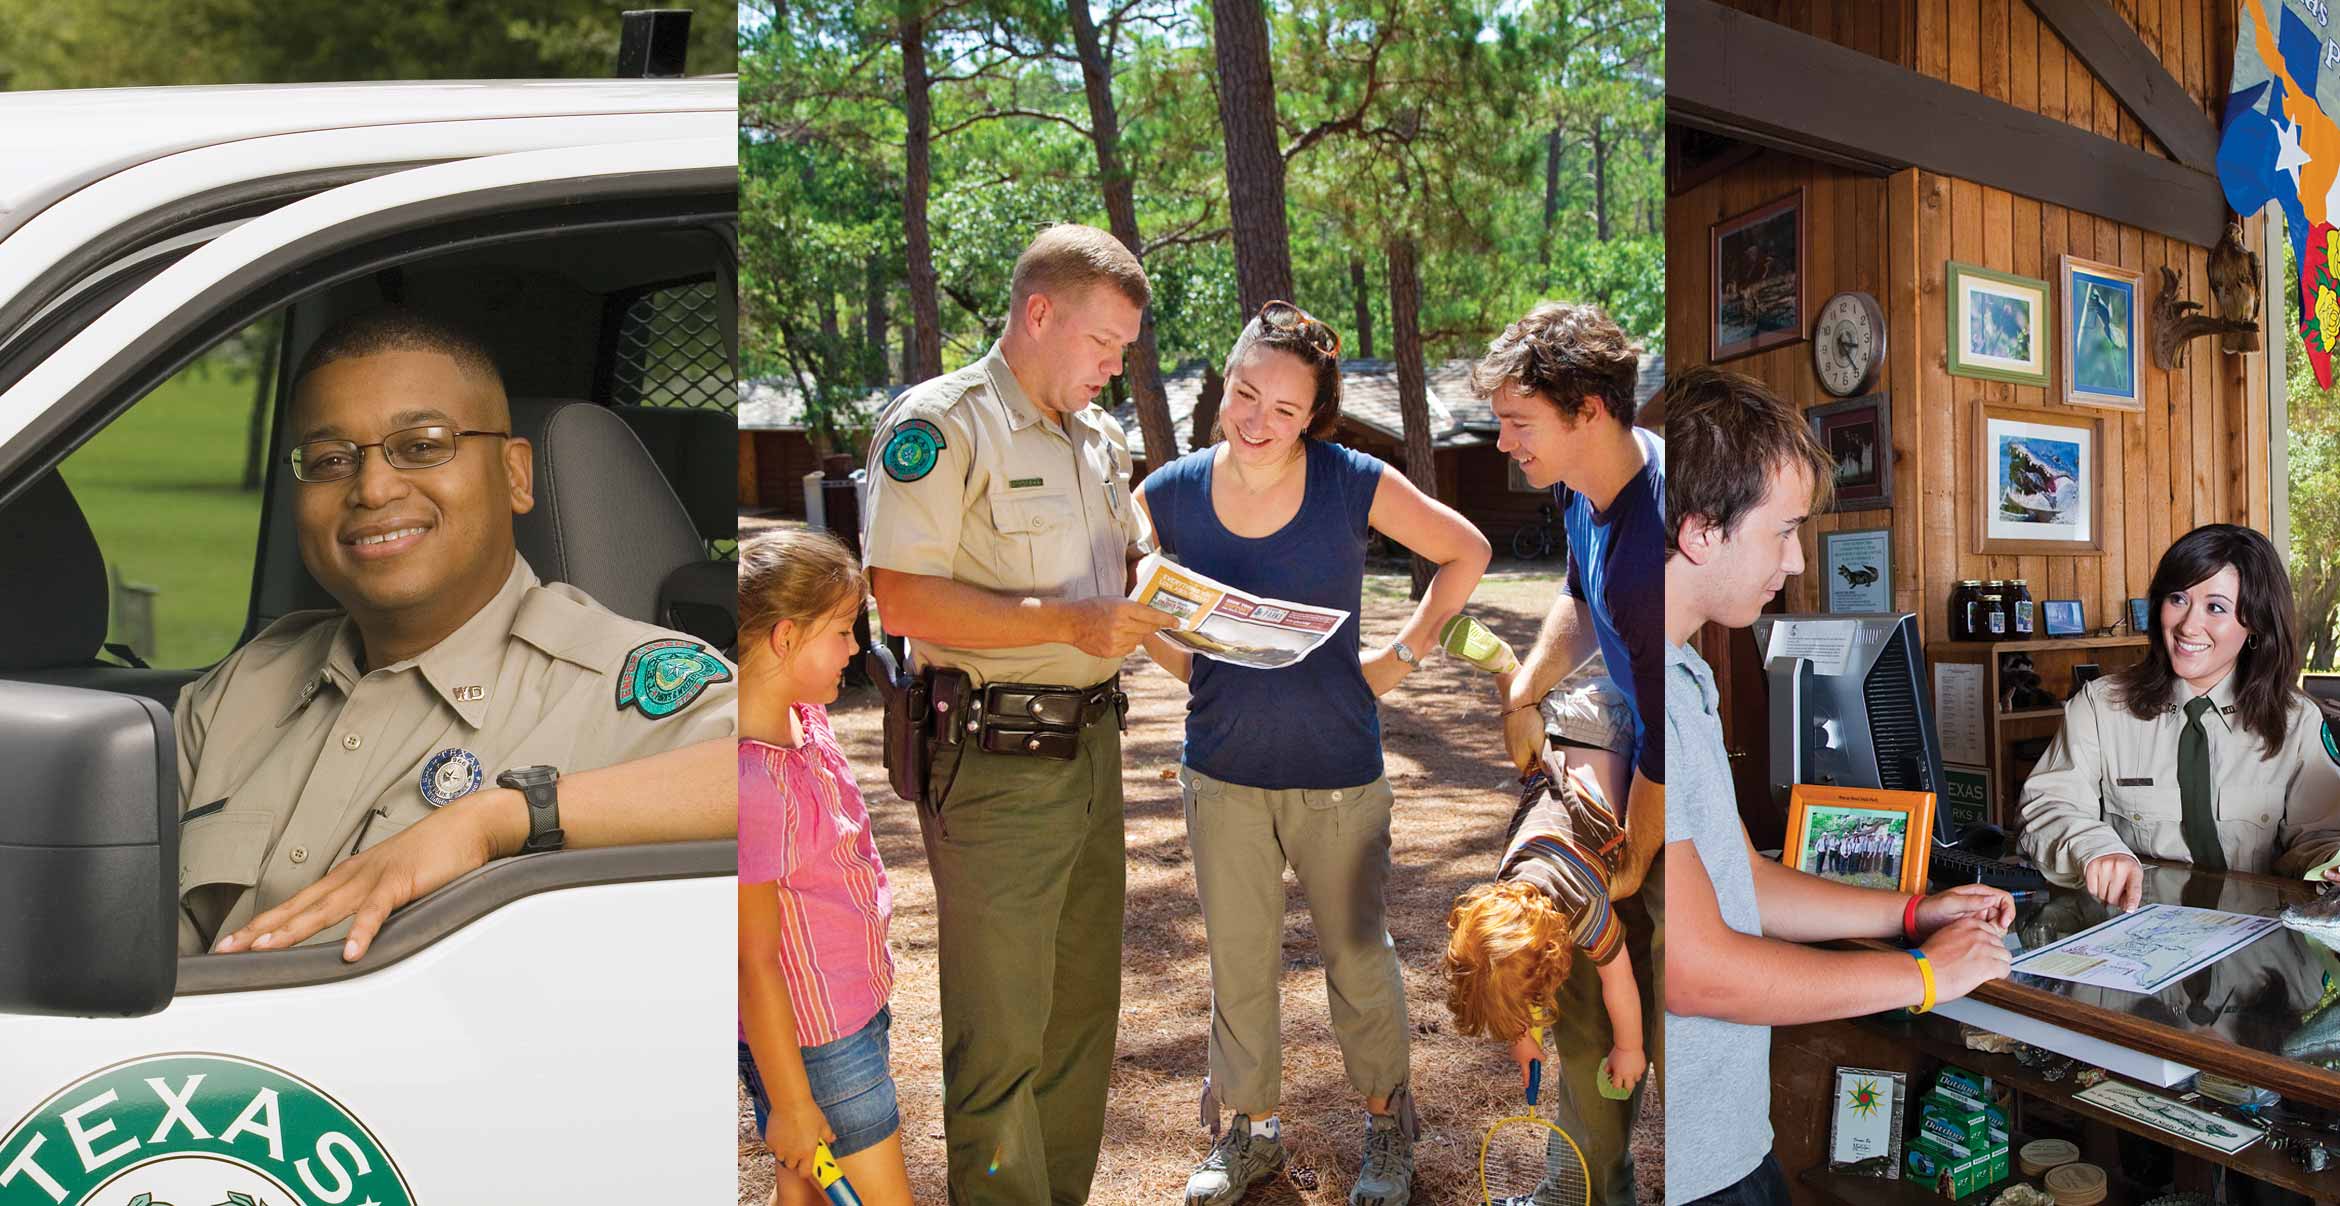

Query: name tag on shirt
left=2115, top=777, right=2155, bottom=786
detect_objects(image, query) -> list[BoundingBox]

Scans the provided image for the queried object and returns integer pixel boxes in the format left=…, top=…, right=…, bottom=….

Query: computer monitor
left=1750, top=612, right=1954, bottom=843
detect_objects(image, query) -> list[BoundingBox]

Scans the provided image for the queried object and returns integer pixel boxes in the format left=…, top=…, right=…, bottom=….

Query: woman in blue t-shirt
left=1137, top=301, right=1490, bottom=1204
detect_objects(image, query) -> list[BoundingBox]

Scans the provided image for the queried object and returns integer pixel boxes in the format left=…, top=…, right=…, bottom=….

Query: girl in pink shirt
left=738, top=529, right=910, bottom=1205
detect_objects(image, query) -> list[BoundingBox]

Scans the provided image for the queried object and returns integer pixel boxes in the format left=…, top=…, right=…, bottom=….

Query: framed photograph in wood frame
left=1947, top=261, right=2052, bottom=387
left=1711, top=189, right=1806, bottom=360
left=1975, top=402, right=2103, bottom=556
left=1783, top=784, right=1935, bottom=895
left=1807, top=393, right=1892, bottom=511
left=2060, top=254, right=2143, bottom=411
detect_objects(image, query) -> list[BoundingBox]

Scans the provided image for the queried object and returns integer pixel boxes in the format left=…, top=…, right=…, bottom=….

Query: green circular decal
left=880, top=418, right=945, bottom=482
left=615, top=639, right=732, bottom=719
left=0, top=1054, right=413, bottom=1206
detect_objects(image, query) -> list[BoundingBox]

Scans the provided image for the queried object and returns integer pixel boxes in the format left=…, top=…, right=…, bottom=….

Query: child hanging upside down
left=1445, top=678, right=1650, bottom=1111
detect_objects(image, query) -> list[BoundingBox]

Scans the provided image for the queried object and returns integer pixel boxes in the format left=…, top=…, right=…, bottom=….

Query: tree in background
left=742, top=0, right=1661, bottom=479
left=2290, top=241, right=2340, bottom=669
left=0, top=0, right=736, bottom=88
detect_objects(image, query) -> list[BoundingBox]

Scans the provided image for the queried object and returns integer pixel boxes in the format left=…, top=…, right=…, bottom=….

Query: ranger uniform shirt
left=2017, top=674, right=2340, bottom=883
left=860, top=340, right=1146, bottom=688
left=173, top=555, right=737, bottom=954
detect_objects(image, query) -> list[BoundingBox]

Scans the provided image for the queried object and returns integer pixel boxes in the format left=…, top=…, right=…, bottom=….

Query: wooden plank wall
left=1677, top=0, right=2271, bottom=645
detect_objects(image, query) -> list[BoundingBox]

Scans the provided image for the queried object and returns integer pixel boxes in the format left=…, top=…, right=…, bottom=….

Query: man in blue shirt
left=1473, top=301, right=1662, bottom=1205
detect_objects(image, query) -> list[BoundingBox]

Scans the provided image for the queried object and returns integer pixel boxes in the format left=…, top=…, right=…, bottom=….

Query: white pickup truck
left=0, top=28, right=738, bottom=1204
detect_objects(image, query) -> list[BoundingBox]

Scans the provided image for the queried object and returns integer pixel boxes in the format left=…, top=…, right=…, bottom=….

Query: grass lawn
left=61, top=359, right=268, bottom=669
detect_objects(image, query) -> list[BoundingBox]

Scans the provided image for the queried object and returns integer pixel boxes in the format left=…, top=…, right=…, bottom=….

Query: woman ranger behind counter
left=2018, top=524, right=2340, bottom=910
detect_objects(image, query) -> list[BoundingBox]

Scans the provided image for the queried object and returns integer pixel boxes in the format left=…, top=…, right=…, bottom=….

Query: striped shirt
left=1498, top=762, right=1626, bottom=965
left=739, top=704, right=894, bottom=1048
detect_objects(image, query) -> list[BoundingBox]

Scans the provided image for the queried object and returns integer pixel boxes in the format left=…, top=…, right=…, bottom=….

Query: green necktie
left=2179, top=695, right=2226, bottom=872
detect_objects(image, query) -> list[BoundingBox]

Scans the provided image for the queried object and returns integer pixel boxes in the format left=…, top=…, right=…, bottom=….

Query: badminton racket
left=1480, top=1027, right=1592, bottom=1206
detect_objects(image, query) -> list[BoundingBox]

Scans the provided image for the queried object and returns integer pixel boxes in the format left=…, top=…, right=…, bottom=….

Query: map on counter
left=2010, top=903, right=2282, bottom=995
left=2072, top=1081, right=2261, bottom=1155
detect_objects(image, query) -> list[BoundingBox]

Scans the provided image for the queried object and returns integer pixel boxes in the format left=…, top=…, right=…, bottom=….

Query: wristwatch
left=496, top=765, right=564, bottom=854
left=1392, top=641, right=1417, bottom=667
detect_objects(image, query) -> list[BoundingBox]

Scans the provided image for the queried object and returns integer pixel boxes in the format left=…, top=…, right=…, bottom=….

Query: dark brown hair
left=738, top=528, right=866, bottom=653
left=1471, top=301, right=1643, bottom=426
left=1008, top=223, right=1151, bottom=313
left=1215, top=309, right=1342, bottom=443
left=1661, top=365, right=1834, bottom=557
left=2111, top=524, right=2302, bottom=755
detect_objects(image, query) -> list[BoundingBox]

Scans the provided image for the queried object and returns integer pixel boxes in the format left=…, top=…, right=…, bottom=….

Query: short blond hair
left=1008, top=223, right=1151, bottom=314
left=1444, top=880, right=1573, bottom=1041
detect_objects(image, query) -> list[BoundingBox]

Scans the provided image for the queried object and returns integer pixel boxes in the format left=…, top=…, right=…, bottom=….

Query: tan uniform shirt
left=2016, top=675, right=2340, bottom=883
left=173, top=555, right=737, bottom=953
left=859, top=340, right=1145, bottom=687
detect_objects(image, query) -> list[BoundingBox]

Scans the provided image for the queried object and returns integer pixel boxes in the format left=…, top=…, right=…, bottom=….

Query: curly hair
left=1444, top=880, right=1573, bottom=1041
left=1470, top=301, right=1643, bottom=426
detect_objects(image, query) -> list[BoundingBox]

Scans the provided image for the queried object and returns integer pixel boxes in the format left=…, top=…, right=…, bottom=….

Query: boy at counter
left=1661, top=365, right=2018, bottom=1206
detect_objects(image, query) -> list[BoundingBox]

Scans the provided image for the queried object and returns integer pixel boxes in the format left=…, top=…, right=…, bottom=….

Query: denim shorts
left=739, top=1006, right=900, bottom=1159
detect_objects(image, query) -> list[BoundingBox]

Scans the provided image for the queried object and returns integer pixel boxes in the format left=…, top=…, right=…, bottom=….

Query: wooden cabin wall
left=1673, top=0, right=2272, bottom=646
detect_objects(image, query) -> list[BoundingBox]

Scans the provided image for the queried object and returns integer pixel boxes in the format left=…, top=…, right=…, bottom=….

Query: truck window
left=58, top=313, right=280, bottom=669
left=606, top=276, right=732, bottom=411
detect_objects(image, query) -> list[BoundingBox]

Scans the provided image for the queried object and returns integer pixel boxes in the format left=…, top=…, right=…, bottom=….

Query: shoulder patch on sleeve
left=880, top=417, right=948, bottom=482
left=616, top=638, right=734, bottom=718
left=2324, top=718, right=2339, bottom=768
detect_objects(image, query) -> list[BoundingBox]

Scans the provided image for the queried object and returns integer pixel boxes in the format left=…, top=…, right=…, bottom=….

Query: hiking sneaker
left=1185, top=1113, right=1286, bottom=1205
left=1349, top=1112, right=1414, bottom=1206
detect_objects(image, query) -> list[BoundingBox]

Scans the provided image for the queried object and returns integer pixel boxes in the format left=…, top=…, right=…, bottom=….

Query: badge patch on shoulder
left=2325, top=719, right=2339, bottom=768
left=618, top=638, right=733, bottom=718
left=881, top=417, right=946, bottom=482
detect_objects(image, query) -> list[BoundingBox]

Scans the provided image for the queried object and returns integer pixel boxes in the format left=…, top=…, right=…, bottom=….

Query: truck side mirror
left=0, top=679, right=177, bottom=1016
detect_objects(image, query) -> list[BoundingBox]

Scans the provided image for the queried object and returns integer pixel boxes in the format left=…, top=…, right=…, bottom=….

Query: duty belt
left=961, top=675, right=1126, bottom=759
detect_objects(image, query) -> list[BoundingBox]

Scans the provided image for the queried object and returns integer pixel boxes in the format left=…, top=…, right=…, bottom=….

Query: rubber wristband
left=1903, top=893, right=1923, bottom=943
left=1908, top=948, right=1937, bottom=1014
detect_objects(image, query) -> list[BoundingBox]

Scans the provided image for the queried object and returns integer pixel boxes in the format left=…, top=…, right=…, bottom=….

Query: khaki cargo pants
left=1544, top=862, right=1663, bottom=1206
left=1179, top=764, right=1411, bottom=1116
left=921, top=715, right=1125, bottom=1205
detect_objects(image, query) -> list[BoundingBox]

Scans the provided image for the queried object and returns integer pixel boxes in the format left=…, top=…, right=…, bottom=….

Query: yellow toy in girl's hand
left=812, top=1142, right=864, bottom=1206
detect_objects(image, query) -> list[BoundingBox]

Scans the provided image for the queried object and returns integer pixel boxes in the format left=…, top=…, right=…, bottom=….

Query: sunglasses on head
left=1258, top=300, right=1341, bottom=358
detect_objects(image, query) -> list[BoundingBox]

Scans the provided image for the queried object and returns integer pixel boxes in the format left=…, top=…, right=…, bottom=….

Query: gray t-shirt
left=1665, top=640, right=1772, bottom=1203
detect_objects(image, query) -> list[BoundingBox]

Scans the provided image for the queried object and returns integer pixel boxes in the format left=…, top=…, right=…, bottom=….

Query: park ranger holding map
left=860, top=223, right=1171, bottom=1203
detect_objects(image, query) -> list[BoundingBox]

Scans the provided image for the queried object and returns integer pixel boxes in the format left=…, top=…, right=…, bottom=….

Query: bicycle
left=1512, top=500, right=1562, bottom=561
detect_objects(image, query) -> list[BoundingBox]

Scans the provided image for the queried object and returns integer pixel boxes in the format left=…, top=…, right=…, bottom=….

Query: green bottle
left=1438, top=614, right=1519, bottom=674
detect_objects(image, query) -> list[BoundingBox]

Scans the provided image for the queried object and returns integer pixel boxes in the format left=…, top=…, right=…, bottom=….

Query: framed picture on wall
left=1948, top=262, right=2052, bottom=387
left=1822, top=528, right=1892, bottom=614
left=2061, top=255, right=2144, bottom=412
left=1807, top=394, right=1892, bottom=510
left=1976, top=402, right=2103, bottom=555
left=1711, top=189, right=1805, bottom=360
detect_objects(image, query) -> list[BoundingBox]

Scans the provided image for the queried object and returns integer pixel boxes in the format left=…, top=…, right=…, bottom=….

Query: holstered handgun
left=865, top=644, right=928, bottom=805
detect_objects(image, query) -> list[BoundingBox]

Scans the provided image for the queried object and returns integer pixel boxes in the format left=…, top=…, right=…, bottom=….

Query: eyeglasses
left=288, top=425, right=510, bottom=483
left=1259, top=299, right=1341, bottom=358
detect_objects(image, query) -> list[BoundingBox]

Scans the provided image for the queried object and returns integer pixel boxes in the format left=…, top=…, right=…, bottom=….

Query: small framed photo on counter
left=1783, top=784, right=1936, bottom=895
left=2043, top=599, right=2086, bottom=637
left=1829, top=1067, right=1907, bottom=1178
left=2128, top=597, right=2151, bottom=634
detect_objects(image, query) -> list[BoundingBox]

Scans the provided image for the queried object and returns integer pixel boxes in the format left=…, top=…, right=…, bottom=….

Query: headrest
left=0, top=472, right=107, bottom=669
left=613, top=405, right=738, bottom=542
left=510, top=399, right=706, bottom=624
